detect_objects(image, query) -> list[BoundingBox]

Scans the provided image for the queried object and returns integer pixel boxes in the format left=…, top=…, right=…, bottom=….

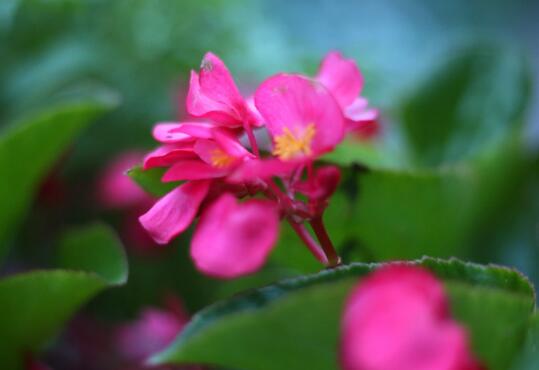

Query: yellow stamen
left=273, top=124, right=316, bottom=160
left=210, top=149, right=235, bottom=168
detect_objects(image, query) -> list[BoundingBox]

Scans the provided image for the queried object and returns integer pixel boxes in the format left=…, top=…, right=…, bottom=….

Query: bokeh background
left=1, top=0, right=538, bottom=369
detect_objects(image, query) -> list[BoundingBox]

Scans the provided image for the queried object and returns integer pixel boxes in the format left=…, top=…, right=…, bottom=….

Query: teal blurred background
left=1, top=0, right=538, bottom=368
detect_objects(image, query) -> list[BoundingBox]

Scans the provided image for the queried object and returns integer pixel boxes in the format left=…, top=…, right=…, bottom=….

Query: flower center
left=273, top=124, right=316, bottom=160
left=210, top=149, right=235, bottom=168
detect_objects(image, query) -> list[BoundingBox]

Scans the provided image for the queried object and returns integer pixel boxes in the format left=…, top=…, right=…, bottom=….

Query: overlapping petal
left=316, top=51, right=364, bottom=109
left=190, top=193, right=279, bottom=278
left=187, top=52, right=258, bottom=127
left=139, top=180, right=210, bottom=244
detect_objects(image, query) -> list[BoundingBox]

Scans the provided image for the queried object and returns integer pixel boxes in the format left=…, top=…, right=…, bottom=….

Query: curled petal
left=139, top=180, right=210, bottom=244
left=191, top=193, right=279, bottom=278
left=186, top=53, right=245, bottom=126
left=143, top=144, right=196, bottom=169
left=255, top=74, right=345, bottom=159
left=152, top=123, right=191, bottom=144
left=316, top=51, right=364, bottom=109
left=162, top=159, right=228, bottom=182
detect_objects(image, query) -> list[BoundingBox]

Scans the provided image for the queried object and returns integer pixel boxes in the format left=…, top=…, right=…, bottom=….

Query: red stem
left=288, top=219, right=328, bottom=265
left=310, top=216, right=341, bottom=267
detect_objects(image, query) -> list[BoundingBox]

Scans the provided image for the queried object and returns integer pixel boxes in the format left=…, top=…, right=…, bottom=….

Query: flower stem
left=288, top=219, right=328, bottom=265
left=243, top=122, right=260, bottom=157
left=310, top=216, right=341, bottom=267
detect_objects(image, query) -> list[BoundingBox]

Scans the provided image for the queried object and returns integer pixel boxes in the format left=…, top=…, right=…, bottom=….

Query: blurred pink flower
left=341, top=265, right=483, bottom=370
left=316, top=51, right=380, bottom=139
left=115, top=306, right=188, bottom=364
left=97, top=151, right=149, bottom=209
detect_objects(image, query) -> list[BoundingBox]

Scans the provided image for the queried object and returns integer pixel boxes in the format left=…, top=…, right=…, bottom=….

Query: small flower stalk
left=139, top=51, right=379, bottom=278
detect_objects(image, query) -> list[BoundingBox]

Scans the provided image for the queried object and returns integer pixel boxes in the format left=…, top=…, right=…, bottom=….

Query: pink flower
left=115, top=306, right=188, bottom=363
left=97, top=151, right=149, bottom=209
left=341, top=265, right=483, bottom=370
left=187, top=52, right=260, bottom=127
left=255, top=74, right=345, bottom=162
left=191, top=193, right=279, bottom=278
left=138, top=51, right=375, bottom=278
left=316, top=51, right=379, bottom=139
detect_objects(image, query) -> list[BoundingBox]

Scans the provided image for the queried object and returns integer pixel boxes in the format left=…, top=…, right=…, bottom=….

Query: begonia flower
left=255, top=74, right=345, bottom=162
left=341, top=265, right=483, bottom=370
left=187, top=52, right=261, bottom=127
left=137, top=51, right=380, bottom=278
left=316, top=51, right=379, bottom=138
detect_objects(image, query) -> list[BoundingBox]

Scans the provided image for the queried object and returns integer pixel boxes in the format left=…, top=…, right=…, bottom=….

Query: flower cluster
left=139, top=51, right=378, bottom=278
left=341, top=265, right=483, bottom=370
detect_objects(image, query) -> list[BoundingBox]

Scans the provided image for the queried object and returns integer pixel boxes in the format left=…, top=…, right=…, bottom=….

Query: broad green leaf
left=511, top=314, right=539, bottom=370
left=0, top=96, right=117, bottom=263
left=0, top=223, right=127, bottom=369
left=127, top=165, right=179, bottom=197
left=58, top=223, right=128, bottom=285
left=400, top=45, right=530, bottom=167
left=152, top=258, right=535, bottom=370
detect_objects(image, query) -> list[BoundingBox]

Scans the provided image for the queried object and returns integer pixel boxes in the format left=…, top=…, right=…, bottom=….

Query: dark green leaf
left=0, top=96, right=117, bottom=263
left=401, top=45, right=530, bottom=167
left=58, top=223, right=128, bottom=285
left=127, top=165, right=179, bottom=197
left=511, top=314, right=539, bottom=370
left=151, top=258, right=535, bottom=370
left=0, top=222, right=127, bottom=369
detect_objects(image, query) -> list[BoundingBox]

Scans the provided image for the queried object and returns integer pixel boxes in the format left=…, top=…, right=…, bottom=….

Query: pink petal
left=115, top=307, right=186, bottom=362
left=171, top=122, right=217, bottom=139
left=186, top=53, right=246, bottom=126
left=254, top=74, right=345, bottom=157
left=162, top=159, right=228, bottom=182
left=213, top=130, right=252, bottom=158
left=97, top=151, right=148, bottom=208
left=152, top=123, right=191, bottom=144
left=344, top=97, right=378, bottom=122
left=191, top=193, right=279, bottom=278
left=139, top=180, right=210, bottom=244
left=143, top=144, right=196, bottom=169
left=316, top=51, right=364, bottom=109
left=228, top=158, right=299, bottom=182
left=340, top=265, right=482, bottom=370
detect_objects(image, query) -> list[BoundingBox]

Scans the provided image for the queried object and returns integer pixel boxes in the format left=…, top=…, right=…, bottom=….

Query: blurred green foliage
left=0, top=0, right=538, bottom=369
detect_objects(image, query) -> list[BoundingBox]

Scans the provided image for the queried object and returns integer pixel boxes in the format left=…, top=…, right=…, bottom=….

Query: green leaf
left=58, top=223, right=128, bottom=285
left=127, top=165, right=179, bottom=197
left=400, top=45, right=530, bottom=167
left=0, top=223, right=127, bottom=369
left=0, top=96, right=117, bottom=263
left=511, top=314, right=539, bottom=370
left=151, top=258, right=535, bottom=370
